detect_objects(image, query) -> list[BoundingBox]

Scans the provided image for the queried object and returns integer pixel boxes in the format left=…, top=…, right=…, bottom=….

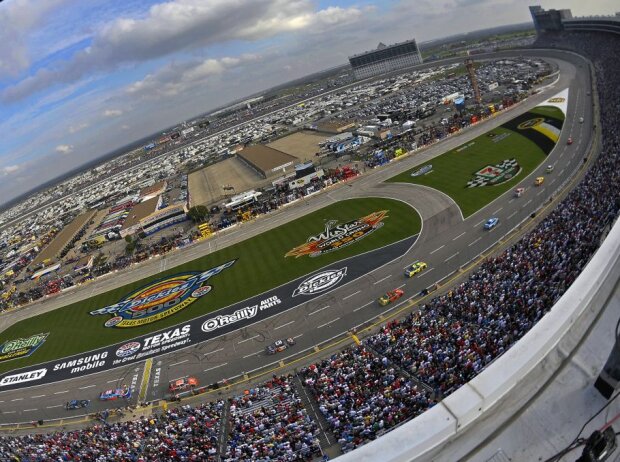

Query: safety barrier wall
left=337, top=41, right=618, bottom=461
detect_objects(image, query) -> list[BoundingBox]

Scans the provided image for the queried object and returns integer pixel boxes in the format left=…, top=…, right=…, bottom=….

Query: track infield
left=387, top=105, right=566, bottom=217
left=0, top=197, right=420, bottom=374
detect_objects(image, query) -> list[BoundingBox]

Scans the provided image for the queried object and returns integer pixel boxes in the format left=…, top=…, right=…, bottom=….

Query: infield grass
left=0, top=197, right=420, bottom=373
left=388, top=107, right=565, bottom=217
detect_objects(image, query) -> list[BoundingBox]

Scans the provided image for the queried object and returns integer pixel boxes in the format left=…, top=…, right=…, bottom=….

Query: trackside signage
left=293, top=268, right=347, bottom=297
left=0, top=368, right=47, bottom=387
left=0, top=236, right=414, bottom=391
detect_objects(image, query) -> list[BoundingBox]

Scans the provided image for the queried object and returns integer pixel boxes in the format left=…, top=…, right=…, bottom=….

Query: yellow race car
left=404, top=262, right=427, bottom=278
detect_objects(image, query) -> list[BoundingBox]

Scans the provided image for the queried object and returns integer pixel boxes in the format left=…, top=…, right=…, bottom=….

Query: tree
left=187, top=205, right=209, bottom=223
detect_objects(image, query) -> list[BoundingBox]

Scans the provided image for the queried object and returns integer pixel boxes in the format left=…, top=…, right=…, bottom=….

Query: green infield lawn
left=0, top=197, right=420, bottom=373
left=388, top=106, right=565, bottom=217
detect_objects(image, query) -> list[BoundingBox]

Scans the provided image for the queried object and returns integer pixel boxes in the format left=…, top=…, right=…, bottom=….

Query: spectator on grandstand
left=0, top=401, right=224, bottom=461
left=224, top=375, right=321, bottom=461
left=300, top=347, right=433, bottom=452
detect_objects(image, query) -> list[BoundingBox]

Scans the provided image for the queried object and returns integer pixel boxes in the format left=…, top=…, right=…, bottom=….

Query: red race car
left=168, top=376, right=198, bottom=393
left=378, top=289, right=405, bottom=306
left=567, top=137, right=573, bottom=145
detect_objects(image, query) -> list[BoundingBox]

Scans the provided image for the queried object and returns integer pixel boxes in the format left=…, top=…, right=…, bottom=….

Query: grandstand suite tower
left=348, top=39, right=423, bottom=80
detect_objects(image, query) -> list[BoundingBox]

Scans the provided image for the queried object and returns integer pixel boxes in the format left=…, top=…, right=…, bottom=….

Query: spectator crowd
left=0, top=29, right=617, bottom=461
left=0, top=401, right=224, bottom=461
left=225, top=375, right=321, bottom=461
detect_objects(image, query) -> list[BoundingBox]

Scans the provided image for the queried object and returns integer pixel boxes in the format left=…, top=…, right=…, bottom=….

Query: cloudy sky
left=0, top=0, right=616, bottom=204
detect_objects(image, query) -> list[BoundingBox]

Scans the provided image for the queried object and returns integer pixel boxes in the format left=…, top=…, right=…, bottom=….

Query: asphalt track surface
left=0, top=49, right=593, bottom=424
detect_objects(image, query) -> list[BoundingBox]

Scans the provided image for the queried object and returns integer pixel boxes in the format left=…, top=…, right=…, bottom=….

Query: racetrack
left=0, top=49, right=593, bottom=426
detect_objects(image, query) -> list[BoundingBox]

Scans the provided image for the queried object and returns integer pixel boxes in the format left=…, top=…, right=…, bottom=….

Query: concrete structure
left=237, top=145, right=299, bottom=179
left=530, top=5, right=573, bottom=33
left=349, top=39, right=423, bottom=80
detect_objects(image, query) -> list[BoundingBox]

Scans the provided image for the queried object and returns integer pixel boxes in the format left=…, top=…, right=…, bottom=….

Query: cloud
left=1, top=0, right=366, bottom=102
left=126, top=54, right=259, bottom=99
left=1, top=165, right=20, bottom=176
left=0, top=0, right=67, bottom=77
left=103, top=108, right=123, bottom=117
left=55, top=144, right=74, bottom=154
left=69, top=122, right=89, bottom=133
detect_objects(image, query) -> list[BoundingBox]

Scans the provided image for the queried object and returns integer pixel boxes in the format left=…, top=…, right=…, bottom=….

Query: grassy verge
left=0, top=197, right=421, bottom=373
left=387, top=107, right=565, bottom=217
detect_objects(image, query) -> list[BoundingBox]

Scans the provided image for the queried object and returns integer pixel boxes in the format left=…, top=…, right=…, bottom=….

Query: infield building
left=348, top=39, right=423, bottom=80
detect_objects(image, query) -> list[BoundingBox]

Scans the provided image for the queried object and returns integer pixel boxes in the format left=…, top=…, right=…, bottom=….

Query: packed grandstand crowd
left=0, top=31, right=618, bottom=461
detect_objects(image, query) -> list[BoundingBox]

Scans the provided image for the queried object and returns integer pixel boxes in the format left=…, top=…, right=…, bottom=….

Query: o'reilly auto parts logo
left=116, top=342, right=141, bottom=358
left=0, top=332, right=49, bottom=362
left=0, top=368, right=47, bottom=387
left=293, top=268, right=347, bottom=297
left=89, top=260, right=236, bottom=328
left=285, top=211, right=388, bottom=258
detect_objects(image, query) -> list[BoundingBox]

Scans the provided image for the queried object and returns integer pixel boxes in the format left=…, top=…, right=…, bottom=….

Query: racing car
left=484, top=217, right=499, bottom=230
left=404, top=262, right=427, bottom=278
left=514, top=187, right=525, bottom=198
left=99, top=387, right=131, bottom=401
left=567, top=137, right=573, bottom=145
left=169, top=376, right=198, bottom=393
left=378, top=289, right=404, bottom=306
left=65, top=399, right=90, bottom=410
left=265, top=338, right=296, bottom=355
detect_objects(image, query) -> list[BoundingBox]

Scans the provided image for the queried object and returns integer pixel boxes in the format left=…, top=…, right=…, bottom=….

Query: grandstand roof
left=121, top=196, right=160, bottom=231
left=237, top=145, right=298, bottom=177
left=32, top=210, right=96, bottom=265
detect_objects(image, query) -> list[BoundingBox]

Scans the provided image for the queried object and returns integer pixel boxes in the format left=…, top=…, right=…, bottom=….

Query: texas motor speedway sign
left=0, top=236, right=414, bottom=391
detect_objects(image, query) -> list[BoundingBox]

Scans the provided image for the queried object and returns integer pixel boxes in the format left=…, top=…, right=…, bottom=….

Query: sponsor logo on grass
left=201, top=296, right=281, bottom=333
left=467, top=159, right=520, bottom=188
left=0, top=333, right=48, bottom=362
left=285, top=211, right=388, bottom=258
left=0, top=368, right=47, bottom=386
left=517, top=117, right=545, bottom=130
left=293, top=268, right=347, bottom=297
left=410, top=165, right=433, bottom=177
left=116, top=342, right=141, bottom=358
left=89, top=260, right=236, bottom=328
